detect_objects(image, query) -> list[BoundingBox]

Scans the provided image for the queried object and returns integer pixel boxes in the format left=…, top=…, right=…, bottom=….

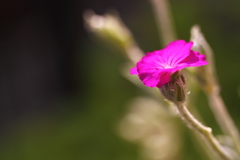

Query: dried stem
left=175, top=103, right=232, bottom=160
left=149, top=0, right=177, bottom=46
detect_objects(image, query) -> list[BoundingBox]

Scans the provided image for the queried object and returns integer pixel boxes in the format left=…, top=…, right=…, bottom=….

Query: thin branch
left=175, top=103, right=233, bottom=160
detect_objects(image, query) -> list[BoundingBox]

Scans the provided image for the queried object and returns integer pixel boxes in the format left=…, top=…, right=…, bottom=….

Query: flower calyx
left=160, top=71, right=186, bottom=104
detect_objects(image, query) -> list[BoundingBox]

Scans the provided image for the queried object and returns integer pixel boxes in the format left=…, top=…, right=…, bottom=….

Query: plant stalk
left=175, top=103, right=233, bottom=160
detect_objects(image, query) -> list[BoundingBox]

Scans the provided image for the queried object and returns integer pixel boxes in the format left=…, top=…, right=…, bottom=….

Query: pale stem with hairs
left=175, top=102, right=233, bottom=160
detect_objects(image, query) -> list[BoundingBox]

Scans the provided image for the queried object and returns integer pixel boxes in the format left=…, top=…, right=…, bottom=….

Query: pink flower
left=130, top=40, right=208, bottom=88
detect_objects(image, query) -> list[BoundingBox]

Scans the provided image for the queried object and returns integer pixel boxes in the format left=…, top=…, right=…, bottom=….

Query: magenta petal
left=129, top=40, right=208, bottom=88
left=136, top=53, right=164, bottom=74
left=156, top=71, right=171, bottom=88
left=130, top=67, right=139, bottom=75
left=179, top=51, right=208, bottom=67
left=138, top=71, right=160, bottom=88
left=163, top=40, right=193, bottom=66
left=138, top=70, right=171, bottom=88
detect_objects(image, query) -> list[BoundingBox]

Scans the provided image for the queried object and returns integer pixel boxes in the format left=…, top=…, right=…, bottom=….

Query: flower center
left=163, top=64, right=173, bottom=69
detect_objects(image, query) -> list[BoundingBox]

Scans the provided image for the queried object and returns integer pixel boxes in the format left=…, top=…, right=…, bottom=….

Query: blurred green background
left=1, top=0, right=240, bottom=160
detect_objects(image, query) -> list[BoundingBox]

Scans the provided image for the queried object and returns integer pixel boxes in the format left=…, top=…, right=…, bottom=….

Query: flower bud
left=159, top=71, right=186, bottom=104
